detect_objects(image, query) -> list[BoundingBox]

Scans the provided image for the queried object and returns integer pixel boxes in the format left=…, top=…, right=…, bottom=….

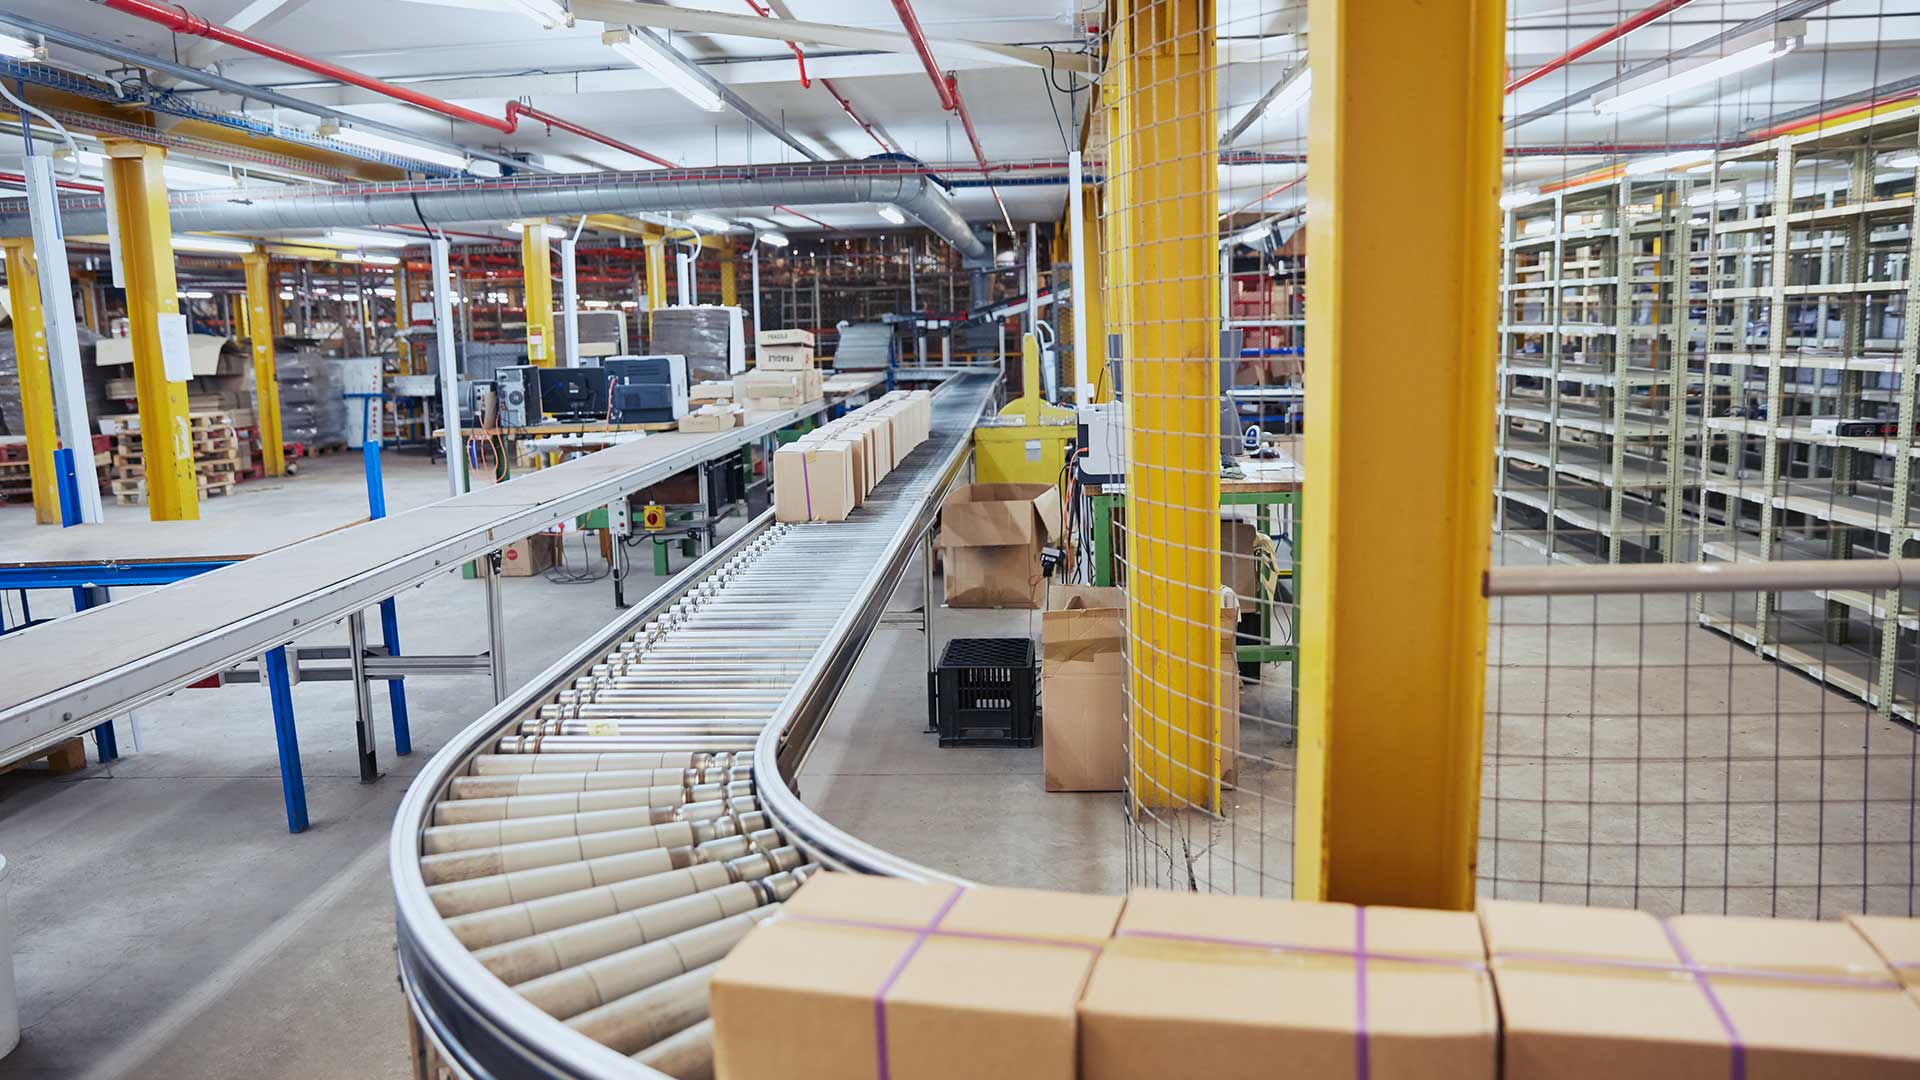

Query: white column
left=431, top=236, right=462, bottom=497
left=1068, top=150, right=1092, bottom=402
left=560, top=233, right=582, bottom=368
left=23, top=156, right=102, bottom=523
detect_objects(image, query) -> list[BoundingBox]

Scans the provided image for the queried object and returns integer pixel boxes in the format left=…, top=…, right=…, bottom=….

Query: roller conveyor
left=390, top=371, right=994, bottom=1080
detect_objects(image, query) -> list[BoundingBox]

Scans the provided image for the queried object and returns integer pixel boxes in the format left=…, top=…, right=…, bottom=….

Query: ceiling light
left=877, top=205, right=907, bottom=226
left=351, top=253, right=402, bottom=266
left=505, top=0, right=572, bottom=28
left=171, top=235, right=254, bottom=254
left=506, top=221, right=566, bottom=239
left=1231, top=223, right=1271, bottom=249
left=685, top=212, right=732, bottom=232
left=602, top=26, right=726, bottom=113
left=176, top=290, right=214, bottom=300
left=1500, top=188, right=1542, bottom=210
left=0, top=33, right=43, bottom=62
left=320, top=124, right=470, bottom=171
left=1594, top=38, right=1798, bottom=116
left=1624, top=150, right=1711, bottom=176
left=321, top=229, right=410, bottom=249
left=758, top=231, right=790, bottom=248
left=619, top=300, right=639, bottom=308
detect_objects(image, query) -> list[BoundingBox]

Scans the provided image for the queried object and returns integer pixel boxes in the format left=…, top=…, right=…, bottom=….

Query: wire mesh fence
left=1103, top=0, right=1920, bottom=918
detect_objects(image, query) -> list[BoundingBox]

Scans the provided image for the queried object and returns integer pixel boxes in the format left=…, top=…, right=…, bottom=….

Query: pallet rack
left=1497, top=107, right=1920, bottom=722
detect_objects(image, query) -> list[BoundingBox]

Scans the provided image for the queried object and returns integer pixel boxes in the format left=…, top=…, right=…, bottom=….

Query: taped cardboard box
left=738, top=368, right=824, bottom=408
left=758, top=344, right=815, bottom=371
left=756, top=327, right=815, bottom=348
left=1480, top=900, right=1920, bottom=1080
left=1846, top=915, right=1920, bottom=1006
left=773, top=441, right=856, bottom=523
left=711, top=872, right=1122, bottom=1080
left=938, top=483, right=1063, bottom=609
left=690, top=380, right=734, bottom=404
left=678, top=405, right=739, bottom=432
left=499, top=533, right=560, bottom=577
left=1042, top=585, right=1127, bottom=792
left=1080, top=891, right=1496, bottom=1080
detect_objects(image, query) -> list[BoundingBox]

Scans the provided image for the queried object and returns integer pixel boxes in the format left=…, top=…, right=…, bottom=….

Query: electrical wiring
left=544, top=528, right=611, bottom=584
left=0, top=77, right=83, bottom=177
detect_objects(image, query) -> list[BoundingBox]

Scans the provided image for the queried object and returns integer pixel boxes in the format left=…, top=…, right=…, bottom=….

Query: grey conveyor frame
left=389, top=370, right=996, bottom=1080
left=0, top=398, right=843, bottom=768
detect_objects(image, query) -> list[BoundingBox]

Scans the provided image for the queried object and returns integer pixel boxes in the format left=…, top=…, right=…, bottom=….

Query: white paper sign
left=157, top=313, right=192, bottom=382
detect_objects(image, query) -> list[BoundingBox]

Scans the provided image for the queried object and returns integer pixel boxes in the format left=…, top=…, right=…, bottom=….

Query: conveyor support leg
left=265, top=645, right=308, bottom=834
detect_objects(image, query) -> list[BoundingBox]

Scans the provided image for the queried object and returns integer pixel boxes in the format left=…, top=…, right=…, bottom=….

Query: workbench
left=1084, top=447, right=1302, bottom=674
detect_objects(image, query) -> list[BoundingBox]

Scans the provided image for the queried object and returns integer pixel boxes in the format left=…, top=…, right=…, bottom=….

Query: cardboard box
left=1481, top=901, right=1920, bottom=1080
left=1217, top=587, right=1242, bottom=787
left=739, top=368, right=824, bottom=409
left=499, top=533, right=560, bottom=577
left=756, top=327, right=816, bottom=348
left=711, top=872, right=1122, bottom=1080
left=774, top=441, right=857, bottom=523
left=1847, top=915, right=1920, bottom=1006
left=758, top=344, right=816, bottom=371
left=1081, top=892, right=1496, bottom=1080
left=678, top=405, right=739, bottom=432
left=938, top=483, right=1063, bottom=609
left=690, top=380, right=734, bottom=404
left=1221, top=519, right=1263, bottom=614
left=1042, top=586, right=1128, bottom=792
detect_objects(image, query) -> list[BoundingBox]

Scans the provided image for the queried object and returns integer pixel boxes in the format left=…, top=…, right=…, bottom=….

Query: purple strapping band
left=869, top=885, right=964, bottom=1080
left=801, top=452, right=814, bottom=520
left=1659, top=920, right=1747, bottom=1080
left=1116, top=919, right=1488, bottom=1080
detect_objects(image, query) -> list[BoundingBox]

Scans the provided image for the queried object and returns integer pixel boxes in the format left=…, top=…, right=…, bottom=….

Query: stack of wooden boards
left=0, top=435, right=111, bottom=505
left=772, top=390, right=933, bottom=523
left=107, top=410, right=240, bottom=504
left=712, top=872, right=1920, bottom=1080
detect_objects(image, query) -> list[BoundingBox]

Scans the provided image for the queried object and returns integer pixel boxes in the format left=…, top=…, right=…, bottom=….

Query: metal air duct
left=0, top=166, right=991, bottom=259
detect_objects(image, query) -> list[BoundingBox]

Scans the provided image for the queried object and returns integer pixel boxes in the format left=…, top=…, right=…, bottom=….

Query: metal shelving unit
left=1498, top=107, right=1920, bottom=722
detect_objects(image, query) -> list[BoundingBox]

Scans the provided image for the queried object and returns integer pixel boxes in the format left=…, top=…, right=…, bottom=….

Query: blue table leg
left=264, top=646, right=309, bottom=834
left=58, top=447, right=123, bottom=763
left=361, top=438, right=412, bottom=755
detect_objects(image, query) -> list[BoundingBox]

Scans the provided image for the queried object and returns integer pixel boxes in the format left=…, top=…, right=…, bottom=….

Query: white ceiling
left=4, top=0, right=1919, bottom=231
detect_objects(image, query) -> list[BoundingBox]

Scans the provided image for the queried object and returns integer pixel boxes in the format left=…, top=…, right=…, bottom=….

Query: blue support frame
left=52, top=447, right=120, bottom=762
left=362, top=438, right=412, bottom=756
left=263, top=645, right=307, bottom=833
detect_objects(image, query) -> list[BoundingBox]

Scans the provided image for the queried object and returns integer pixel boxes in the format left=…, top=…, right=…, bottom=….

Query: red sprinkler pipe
left=0, top=171, right=103, bottom=194
left=96, top=0, right=675, bottom=168
left=889, top=0, right=959, bottom=111
left=1506, top=0, right=1696, bottom=94
left=823, top=79, right=894, bottom=154
left=743, top=0, right=809, bottom=88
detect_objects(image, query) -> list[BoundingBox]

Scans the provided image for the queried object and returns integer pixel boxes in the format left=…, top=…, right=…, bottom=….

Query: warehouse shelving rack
left=1496, top=107, right=1920, bottom=722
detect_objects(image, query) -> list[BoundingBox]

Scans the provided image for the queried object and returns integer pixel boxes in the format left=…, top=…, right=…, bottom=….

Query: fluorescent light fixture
left=321, top=123, right=471, bottom=171
left=374, top=286, right=397, bottom=298
left=171, top=235, right=254, bottom=254
left=279, top=290, right=296, bottom=300
left=758, top=230, right=790, bottom=248
left=1260, top=68, right=1312, bottom=122
left=505, top=0, right=572, bottom=28
left=1888, top=153, right=1920, bottom=169
left=583, top=299, right=611, bottom=309
left=619, top=300, right=639, bottom=308
left=685, top=212, right=732, bottom=232
left=321, top=229, right=410, bottom=249
left=1624, top=150, right=1711, bottom=176
left=1231, top=223, right=1270, bottom=249
left=1687, top=186, right=1741, bottom=207
left=176, top=290, right=214, bottom=300
left=1595, top=39, right=1797, bottom=116
left=351, top=253, right=402, bottom=266
left=602, top=26, right=726, bottom=113
left=0, top=33, right=42, bottom=62
left=506, top=222, right=566, bottom=239
left=1500, top=188, right=1542, bottom=210
left=877, top=205, right=907, bottom=226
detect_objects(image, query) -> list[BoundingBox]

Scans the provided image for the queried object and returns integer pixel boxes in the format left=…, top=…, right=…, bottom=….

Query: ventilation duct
left=0, top=165, right=990, bottom=259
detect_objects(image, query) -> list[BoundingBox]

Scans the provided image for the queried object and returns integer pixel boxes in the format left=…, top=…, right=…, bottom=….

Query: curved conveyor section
left=391, top=371, right=995, bottom=1080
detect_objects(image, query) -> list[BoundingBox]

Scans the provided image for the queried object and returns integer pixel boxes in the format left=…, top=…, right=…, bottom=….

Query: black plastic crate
left=933, top=637, right=1038, bottom=748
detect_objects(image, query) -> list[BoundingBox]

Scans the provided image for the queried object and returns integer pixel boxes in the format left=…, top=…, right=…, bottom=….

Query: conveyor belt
left=390, top=370, right=995, bottom=1080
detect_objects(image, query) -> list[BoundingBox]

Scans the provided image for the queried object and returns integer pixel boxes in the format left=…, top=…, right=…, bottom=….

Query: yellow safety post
left=1113, top=0, right=1222, bottom=811
left=242, top=249, right=286, bottom=477
left=720, top=245, right=738, bottom=308
left=521, top=220, right=556, bottom=366
left=105, top=140, right=198, bottom=521
left=644, top=230, right=668, bottom=338
left=1293, top=0, right=1503, bottom=909
left=3, top=239, right=60, bottom=524
left=76, top=269, right=101, bottom=333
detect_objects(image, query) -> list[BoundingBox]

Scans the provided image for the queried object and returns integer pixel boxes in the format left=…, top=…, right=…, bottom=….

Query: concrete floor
left=3, top=454, right=1917, bottom=1077
left=0, top=450, right=1084, bottom=1078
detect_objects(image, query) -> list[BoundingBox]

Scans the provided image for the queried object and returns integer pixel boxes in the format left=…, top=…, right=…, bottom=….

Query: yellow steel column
left=3, top=239, right=60, bottom=524
left=243, top=249, right=287, bottom=477
left=1293, top=0, right=1504, bottom=909
left=1114, top=0, right=1222, bottom=810
left=720, top=246, right=738, bottom=308
left=77, top=269, right=101, bottom=333
left=644, top=228, right=668, bottom=345
left=521, top=221, right=555, bottom=366
left=106, top=141, right=198, bottom=521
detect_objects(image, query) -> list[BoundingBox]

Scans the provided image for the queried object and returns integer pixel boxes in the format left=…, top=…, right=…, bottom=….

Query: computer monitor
left=537, top=366, right=609, bottom=421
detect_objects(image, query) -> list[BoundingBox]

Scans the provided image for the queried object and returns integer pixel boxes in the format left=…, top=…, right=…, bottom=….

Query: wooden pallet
left=110, top=474, right=235, bottom=505
left=1, top=737, right=87, bottom=776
